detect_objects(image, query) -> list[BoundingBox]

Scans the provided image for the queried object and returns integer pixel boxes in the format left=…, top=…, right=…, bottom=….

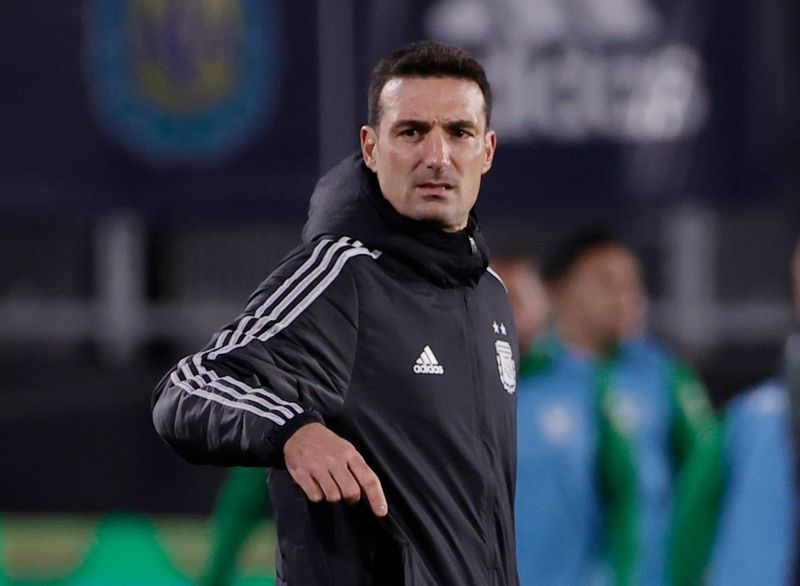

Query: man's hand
left=283, top=422, right=388, bottom=517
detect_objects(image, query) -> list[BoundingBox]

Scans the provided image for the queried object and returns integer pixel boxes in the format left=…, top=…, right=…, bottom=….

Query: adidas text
left=413, top=363, right=444, bottom=375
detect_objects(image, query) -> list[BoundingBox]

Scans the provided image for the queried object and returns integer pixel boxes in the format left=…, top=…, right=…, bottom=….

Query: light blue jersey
left=515, top=334, right=713, bottom=586
left=708, top=380, right=797, bottom=586
left=610, top=337, right=675, bottom=585
left=515, top=337, right=602, bottom=585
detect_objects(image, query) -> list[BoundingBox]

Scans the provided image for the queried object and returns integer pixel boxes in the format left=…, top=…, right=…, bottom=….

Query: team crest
left=495, top=340, right=517, bottom=394
left=84, top=0, right=281, bottom=165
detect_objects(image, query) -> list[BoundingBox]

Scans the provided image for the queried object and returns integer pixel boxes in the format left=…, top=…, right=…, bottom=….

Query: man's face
left=360, top=76, right=497, bottom=232
left=558, top=245, right=647, bottom=348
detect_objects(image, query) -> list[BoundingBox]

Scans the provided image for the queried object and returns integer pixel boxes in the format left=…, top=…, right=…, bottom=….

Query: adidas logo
left=413, top=345, right=445, bottom=375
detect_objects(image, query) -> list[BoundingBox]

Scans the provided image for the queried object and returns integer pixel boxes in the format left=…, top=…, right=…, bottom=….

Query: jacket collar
left=302, top=152, right=489, bottom=287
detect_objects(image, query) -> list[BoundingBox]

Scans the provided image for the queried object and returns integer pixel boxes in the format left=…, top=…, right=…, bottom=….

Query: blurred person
left=152, top=41, right=522, bottom=585
left=508, top=235, right=639, bottom=586
left=514, top=229, right=721, bottom=586
left=706, top=239, right=800, bottom=586
left=490, top=255, right=551, bottom=355
left=197, top=467, right=270, bottom=586
left=494, top=251, right=637, bottom=585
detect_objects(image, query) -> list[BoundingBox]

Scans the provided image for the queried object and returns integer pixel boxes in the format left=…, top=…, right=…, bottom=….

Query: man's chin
left=409, top=209, right=467, bottom=233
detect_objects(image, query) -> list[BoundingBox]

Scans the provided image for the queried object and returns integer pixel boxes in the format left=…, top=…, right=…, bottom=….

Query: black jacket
left=152, top=153, right=520, bottom=585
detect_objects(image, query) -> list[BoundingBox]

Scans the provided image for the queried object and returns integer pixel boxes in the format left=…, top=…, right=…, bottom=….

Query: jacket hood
left=302, top=152, right=490, bottom=287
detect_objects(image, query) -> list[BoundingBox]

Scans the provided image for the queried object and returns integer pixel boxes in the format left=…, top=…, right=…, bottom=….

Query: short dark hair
left=541, top=229, right=629, bottom=285
left=367, top=40, right=492, bottom=129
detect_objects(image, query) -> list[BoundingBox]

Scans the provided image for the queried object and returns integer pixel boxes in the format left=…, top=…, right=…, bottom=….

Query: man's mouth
left=417, top=182, right=454, bottom=191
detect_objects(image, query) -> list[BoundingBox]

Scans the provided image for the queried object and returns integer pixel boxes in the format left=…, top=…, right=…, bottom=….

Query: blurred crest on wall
left=84, top=0, right=281, bottom=166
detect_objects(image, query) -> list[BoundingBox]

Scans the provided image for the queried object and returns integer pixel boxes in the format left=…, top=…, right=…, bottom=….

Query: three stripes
left=169, top=237, right=380, bottom=426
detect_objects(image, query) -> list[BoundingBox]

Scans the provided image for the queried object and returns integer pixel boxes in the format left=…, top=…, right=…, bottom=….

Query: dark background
left=1, top=0, right=798, bottom=514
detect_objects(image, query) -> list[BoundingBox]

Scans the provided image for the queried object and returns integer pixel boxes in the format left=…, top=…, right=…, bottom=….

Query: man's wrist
left=265, top=411, right=324, bottom=468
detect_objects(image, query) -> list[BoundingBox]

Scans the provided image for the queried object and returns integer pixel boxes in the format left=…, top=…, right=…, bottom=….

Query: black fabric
left=152, top=153, right=519, bottom=585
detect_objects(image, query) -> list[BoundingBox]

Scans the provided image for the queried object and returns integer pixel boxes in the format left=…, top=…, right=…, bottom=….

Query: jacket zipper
left=459, top=289, right=494, bottom=582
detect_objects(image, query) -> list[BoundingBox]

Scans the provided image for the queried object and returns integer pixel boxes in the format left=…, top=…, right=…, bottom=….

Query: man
left=152, top=41, right=520, bottom=585
left=506, top=235, right=638, bottom=586
left=491, top=252, right=637, bottom=584
left=707, top=239, right=799, bottom=586
left=513, top=230, right=721, bottom=585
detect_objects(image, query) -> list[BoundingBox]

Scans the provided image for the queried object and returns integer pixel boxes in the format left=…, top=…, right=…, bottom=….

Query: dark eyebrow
left=391, top=119, right=482, bottom=133
left=444, top=119, right=480, bottom=132
left=391, top=119, right=432, bottom=132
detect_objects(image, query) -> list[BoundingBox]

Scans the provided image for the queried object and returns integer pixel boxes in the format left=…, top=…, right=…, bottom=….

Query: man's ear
left=481, top=129, right=497, bottom=174
left=360, top=125, right=379, bottom=172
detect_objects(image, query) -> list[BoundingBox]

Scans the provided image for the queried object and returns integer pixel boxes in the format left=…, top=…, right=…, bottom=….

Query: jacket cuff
left=263, top=410, right=324, bottom=469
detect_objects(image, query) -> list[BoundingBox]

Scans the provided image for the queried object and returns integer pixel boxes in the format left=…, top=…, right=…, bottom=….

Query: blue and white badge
left=84, top=0, right=282, bottom=165
left=496, top=340, right=517, bottom=394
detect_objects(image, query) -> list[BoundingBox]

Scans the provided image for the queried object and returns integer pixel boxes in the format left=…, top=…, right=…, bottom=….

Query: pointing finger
left=349, top=457, right=387, bottom=517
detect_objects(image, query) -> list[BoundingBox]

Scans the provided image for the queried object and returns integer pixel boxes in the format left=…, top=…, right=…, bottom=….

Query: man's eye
left=452, top=128, right=471, bottom=138
left=400, top=128, right=418, bottom=137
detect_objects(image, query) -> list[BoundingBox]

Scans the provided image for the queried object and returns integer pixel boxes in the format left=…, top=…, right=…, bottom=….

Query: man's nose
left=423, top=130, right=451, bottom=169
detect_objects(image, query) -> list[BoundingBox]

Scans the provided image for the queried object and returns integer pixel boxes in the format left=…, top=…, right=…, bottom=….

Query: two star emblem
left=492, top=321, right=507, bottom=336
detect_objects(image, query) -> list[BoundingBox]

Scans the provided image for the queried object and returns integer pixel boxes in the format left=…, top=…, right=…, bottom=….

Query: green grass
left=1, top=514, right=276, bottom=585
